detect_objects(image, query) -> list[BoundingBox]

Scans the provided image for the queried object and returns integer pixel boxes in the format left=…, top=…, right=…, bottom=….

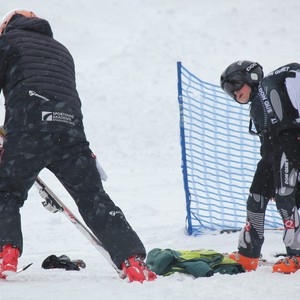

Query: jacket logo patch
left=42, top=111, right=53, bottom=121
left=42, top=111, right=75, bottom=126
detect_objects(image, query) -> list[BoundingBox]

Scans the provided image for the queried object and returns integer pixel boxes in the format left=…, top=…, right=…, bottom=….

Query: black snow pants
left=238, top=130, right=300, bottom=258
left=0, top=132, right=146, bottom=268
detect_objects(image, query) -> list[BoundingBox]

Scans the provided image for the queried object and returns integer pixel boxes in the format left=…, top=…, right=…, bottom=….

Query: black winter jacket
left=249, top=63, right=300, bottom=157
left=0, top=15, right=85, bottom=138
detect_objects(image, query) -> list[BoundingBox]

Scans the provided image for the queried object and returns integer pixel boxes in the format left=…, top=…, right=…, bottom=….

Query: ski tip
left=22, top=262, right=33, bottom=271
left=17, top=262, right=33, bottom=273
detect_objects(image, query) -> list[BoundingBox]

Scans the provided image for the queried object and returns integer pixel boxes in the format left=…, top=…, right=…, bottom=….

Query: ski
left=258, top=259, right=274, bottom=267
left=220, top=229, right=241, bottom=234
left=34, top=177, right=123, bottom=277
left=17, top=262, right=33, bottom=274
left=223, top=253, right=274, bottom=267
left=220, top=228, right=284, bottom=234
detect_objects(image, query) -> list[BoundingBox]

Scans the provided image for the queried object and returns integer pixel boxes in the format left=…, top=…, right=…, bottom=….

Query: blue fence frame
left=177, top=62, right=282, bottom=235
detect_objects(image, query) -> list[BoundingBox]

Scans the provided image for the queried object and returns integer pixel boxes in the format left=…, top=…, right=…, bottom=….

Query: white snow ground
left=1, top=0, right=300, bottom=299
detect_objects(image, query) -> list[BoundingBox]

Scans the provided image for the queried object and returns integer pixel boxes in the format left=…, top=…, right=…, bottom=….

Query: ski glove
left=42, top=255, right=86, bottom=271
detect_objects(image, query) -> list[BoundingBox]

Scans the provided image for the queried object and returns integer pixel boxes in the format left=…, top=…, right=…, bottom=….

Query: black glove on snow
left=41, top=255, right=86, bottom=271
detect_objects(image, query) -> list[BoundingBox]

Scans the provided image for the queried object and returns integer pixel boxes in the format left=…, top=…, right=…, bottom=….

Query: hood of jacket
left=4, top=14, right=53, bottom=38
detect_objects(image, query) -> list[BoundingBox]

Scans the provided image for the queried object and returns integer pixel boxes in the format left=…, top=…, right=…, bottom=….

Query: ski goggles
left=222, top=73, right=246, bottom=99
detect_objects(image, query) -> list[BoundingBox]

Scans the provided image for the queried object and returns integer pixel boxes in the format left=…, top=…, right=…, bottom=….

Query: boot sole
left=2, top=270, right=17, bottom=277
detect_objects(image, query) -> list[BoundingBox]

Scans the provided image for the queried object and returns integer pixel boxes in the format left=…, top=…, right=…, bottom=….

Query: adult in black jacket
left=221, top=60, right=300, bottom=274
left=0, top=9, right=156, bottom=282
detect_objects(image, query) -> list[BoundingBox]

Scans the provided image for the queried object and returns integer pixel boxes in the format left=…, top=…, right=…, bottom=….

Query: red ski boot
left=121, top=255, right=157, bottom=283
left=273, top=256, right=300, bottom=274
left=0, top=244, right=20, bottom=278
left=229, top=252, right=259, bottom=271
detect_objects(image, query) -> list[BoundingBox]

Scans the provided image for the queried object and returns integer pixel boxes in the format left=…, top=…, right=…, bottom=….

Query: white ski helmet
left=0, top=9, right=38, bottom=35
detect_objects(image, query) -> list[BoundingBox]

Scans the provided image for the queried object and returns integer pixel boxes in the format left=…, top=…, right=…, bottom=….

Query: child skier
left=220, top=60, right=300, bottom=273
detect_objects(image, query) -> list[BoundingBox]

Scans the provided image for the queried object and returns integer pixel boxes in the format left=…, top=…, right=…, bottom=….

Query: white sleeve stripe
left=285, top=71, right=300, bottom=118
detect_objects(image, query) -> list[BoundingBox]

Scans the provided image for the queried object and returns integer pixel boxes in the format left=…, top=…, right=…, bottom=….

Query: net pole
left=177, top=61, right=193, bottom=235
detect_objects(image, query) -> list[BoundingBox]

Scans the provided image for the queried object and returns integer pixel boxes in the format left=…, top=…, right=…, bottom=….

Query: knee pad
left=247, top=194, right=268, bottom=212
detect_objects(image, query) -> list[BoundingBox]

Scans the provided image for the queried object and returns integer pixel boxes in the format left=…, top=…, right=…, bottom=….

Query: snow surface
left=1, top=0, right=300, bottom=299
